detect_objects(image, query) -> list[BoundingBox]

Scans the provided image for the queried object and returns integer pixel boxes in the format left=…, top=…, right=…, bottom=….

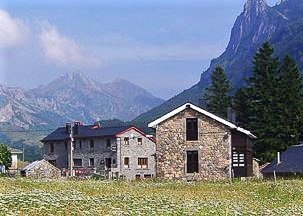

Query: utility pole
left=70, top=122, right=74, bottom=177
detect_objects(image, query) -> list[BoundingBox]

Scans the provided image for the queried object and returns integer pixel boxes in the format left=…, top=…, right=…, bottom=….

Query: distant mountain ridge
left=134, top=0, right=303, bottom=124
left=0, top=72, right=164, bottom=128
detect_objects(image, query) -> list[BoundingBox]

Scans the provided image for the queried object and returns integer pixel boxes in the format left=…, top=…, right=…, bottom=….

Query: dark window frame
left=73, top=159, right=82, bottom=167
left=90, top=140, right=95, bottom=149
left=50, top=143, right=54, bottom=153
left=124, top=137, right=129, bottom=145
left=186, top=150, right=199, bottom=173
left=89, top=158, right=94, bottom=167
left=106, top=138, right=111, bottom=149
left=137, top=138, right=143, bottom=145
left=124, top=157, right=130, bottom=168
left=138, top=158, right=148, bottom=169
left=186, top=118, right=198, bottom=141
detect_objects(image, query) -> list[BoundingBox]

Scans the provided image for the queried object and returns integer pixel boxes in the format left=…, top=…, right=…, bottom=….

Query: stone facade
left=21, top=160, right=61, bottom=179
left=43, top=127, right=156, bottom=180
left=155, top=108, right=232, bottom=181
left=116, top=129, right=156, bottom=180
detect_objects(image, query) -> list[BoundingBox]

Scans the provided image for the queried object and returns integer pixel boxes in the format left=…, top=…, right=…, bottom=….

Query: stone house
left=42, top=124, right=156, bottom=180
left=20, top=159, right=61, bottom=179
left=148, top=103, right=256, bottom=181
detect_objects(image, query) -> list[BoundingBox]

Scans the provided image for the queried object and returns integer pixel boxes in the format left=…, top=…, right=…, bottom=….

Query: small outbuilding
left=261, top=144, right=303, bottom=178
left=20, top=159, right=61, bottom=179
left=8, top=147, right=23, bottom=170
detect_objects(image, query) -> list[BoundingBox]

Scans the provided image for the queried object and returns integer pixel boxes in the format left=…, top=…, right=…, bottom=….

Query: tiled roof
left=261, top=144, right=303, bottom=174
left=41, top=125, right=132, bottom=142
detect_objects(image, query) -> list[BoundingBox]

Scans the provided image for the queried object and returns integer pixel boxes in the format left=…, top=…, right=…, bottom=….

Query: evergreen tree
left=234, top=87, right=251, bottom=128
left=277, top=55, right=303, bottom=149
left=245, top=42, right=281, bottom=162
left=0, top=144, right=12, bottom=169
left=204, top=66, right=232, bottom=118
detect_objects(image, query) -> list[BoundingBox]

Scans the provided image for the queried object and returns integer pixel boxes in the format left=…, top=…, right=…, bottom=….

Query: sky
left=0, top=0, right=279, bottom=99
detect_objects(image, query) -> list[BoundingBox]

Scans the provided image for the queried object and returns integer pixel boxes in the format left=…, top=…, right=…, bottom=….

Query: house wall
left=44, top=140, right=69, bottom=169
left=10, top=154, right=18, bottom=170
left=43, top=131, right=156, bottom=180
left=117, top=129, right=156, bottom=180
left=70, top=137, right=117, bottom=173
left=156, top=108, right=231, bottom=181
left=23, top=160, right=61, bottom=179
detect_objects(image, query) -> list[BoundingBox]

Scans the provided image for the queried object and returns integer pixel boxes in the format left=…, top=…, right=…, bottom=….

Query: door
left=232, top=151, right=247, bottom=177
left=105, top=158, right=112, bottom=169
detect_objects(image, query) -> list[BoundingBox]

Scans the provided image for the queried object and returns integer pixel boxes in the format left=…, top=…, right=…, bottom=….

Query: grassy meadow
left=0, top=178, right=303, bottom=215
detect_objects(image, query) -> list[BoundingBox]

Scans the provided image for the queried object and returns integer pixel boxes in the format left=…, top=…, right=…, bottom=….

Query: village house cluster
left=37, top=102, right=262, bottom=180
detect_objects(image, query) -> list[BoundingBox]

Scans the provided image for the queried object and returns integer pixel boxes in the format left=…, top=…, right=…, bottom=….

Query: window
left=144, top=174, right=152, bottom=179
left=89, top=158, right=94, bottom=167
left=138, top=158, right=148, bottom=169
left=48, top=160, right=56, bottom=166
left=186, top=118, right=198, bottom=141
left=137, top=138, right=143, bottom=145
left=106, top=138, right=111, bottom=149
left=232, top=151, right=245, bottom=167
left=135, top=174, right=141, bottom=180
left=50, top=143, right=54, bottom=153
left=124, top=137, right=129, bottom=145
left=124, top=157, right=130, bottom=168
left=90, top=140, right=94, bottom=149
left=79, top=140, right=82, bottom=149
left=65, top=141, right=68, bottom=150
left=73, top=159, right=82, bottom=167
left=113, top=159, right=116, bottom=164
left=187, top=151, right=199, bottom=173
left=73, top=141, right=76, bottom=150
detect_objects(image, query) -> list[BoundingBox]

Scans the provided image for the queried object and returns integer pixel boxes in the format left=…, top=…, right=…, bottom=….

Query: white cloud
left=39, top=23, right=100, bottom=67
left=0, top=10, right=30, bottom=47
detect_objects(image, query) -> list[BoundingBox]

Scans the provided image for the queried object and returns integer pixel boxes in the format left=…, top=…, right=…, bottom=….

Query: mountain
left=0, top=72, right=163, bottom=128
left=0, top=73, right=163, bottom=160
left=134, top=0, right=303, bottom=124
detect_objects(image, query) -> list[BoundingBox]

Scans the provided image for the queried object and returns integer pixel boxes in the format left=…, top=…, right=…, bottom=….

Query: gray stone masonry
left=43, top=128, right=156, bottom=180
left=156, top=108, right=231, bottom=181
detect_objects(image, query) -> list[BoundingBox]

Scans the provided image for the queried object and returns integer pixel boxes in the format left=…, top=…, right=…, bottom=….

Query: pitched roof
left=41, top=125, right=130, bottom=142
left=261, top=144, right=303, bottom=174
left=21, top=160, right=44, bottom=171
left=41, top=125, right=155, bottom=142
left=148, top=103, right=256, bottom=138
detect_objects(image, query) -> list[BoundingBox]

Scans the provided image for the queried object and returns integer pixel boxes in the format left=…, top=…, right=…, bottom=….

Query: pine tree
left=277, top=55, right=303, bottom=149
left=246, top=42, right=281, bottom=162
left=234, top=87, right=251, bottom=128
left=203, top=66, right=232, bottom=118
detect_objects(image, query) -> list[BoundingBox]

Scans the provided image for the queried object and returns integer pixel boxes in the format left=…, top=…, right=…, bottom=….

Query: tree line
left=203, top=42, right=303, bottom=163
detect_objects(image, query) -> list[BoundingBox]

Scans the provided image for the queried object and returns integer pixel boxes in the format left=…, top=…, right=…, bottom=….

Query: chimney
left=227, top=107, right=236, bottom=124
left=65, top=123, right=71, bottom=134
left=277, top=152, right=281, bottom=164
left=73, top=121, right=82, bottom=135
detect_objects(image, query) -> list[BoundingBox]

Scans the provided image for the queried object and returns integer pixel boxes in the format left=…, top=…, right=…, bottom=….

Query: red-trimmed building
left=42, top=123, right=156, bottom=180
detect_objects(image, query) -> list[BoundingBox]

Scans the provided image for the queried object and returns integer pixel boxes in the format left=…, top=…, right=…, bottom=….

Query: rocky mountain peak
left=244, top=0, right=268, bottom=18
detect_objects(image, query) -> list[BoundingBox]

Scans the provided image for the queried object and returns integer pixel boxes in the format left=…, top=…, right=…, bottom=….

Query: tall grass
left=0, top=178, right=303, bottom=215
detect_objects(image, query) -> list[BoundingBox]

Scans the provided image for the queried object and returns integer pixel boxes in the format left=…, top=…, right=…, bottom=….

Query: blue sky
left=0, top=0, right=279, bottom=99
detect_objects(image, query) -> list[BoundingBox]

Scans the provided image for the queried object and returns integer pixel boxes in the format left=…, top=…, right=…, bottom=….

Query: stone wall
left=43, top=129, right=156, bottom=180
left=156, top=108, right=231, bottom=181
left=24, top=160, right=61, bottom=179
left=118, top=129, right=156, bottom=180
